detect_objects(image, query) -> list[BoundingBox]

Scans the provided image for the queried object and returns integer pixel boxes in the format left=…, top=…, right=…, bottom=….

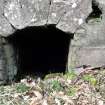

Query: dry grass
left=0, top=69, right=105, bottom=105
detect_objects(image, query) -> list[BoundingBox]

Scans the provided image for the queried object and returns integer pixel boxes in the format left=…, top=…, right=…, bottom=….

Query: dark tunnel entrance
left=7, top=25, right=72, bottom=78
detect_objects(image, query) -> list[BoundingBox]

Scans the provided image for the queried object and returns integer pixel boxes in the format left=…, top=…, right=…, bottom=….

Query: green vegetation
left=16, top=83, right=30, bottom=93
left=64, top=70, right=77, bottom=80
left=51, top=80, right=63, bottom=91
left=82, top=74, right=97, bottom=86
left=0, top=69, right=104, bottom=105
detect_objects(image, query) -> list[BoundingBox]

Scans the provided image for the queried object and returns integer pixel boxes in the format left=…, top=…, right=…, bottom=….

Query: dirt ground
left=0, top=68, right=105, bottom=105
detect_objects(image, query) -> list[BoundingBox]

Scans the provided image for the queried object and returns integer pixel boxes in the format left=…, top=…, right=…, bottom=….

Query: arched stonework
left=0, top=0, right=92, bottom=36
left=0, top=0, right=93, bottom=84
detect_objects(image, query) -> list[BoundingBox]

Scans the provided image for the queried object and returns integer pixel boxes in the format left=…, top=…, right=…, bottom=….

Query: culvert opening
left=7, top=25, right=72, bottom=79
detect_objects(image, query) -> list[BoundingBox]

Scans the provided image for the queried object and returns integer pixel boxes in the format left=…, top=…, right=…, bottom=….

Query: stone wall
left=0, top=37, right=17, bottom=84
left=0, top=0, right=92, bottom=84
left=67, top=0, right=105, bottom=72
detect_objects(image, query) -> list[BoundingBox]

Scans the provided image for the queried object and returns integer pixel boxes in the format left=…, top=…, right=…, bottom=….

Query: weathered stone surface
left=4, top=0, right=50, bottom=29
left=4, top=0, right=33, bottom=29
left=29, top=0, right=50, bottom=26
left=0, top=0, right=4, bottom=15
left=47, top=0, right=67, bottom=24
left=0, top=37, right=17, bottom=84
left=3, top=41, right=17, bottom=81
left=0, top=37, right=9, bottom=84
left=0, top=15, right=15, bottom=37
left=4, top=0, right=22, bottom=29
left=3, top=0, right=92, bottom=33
left=56, top=0, right=92, bottom=33
left=67, top=0, right=105, bottom=70
left=15, top=0, right=38, bottom=27
left=0, top=0, right=15, bottom=36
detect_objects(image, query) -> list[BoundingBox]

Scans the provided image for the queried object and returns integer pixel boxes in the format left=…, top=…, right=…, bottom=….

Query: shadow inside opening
left=7, top=25, right=72, bottom=79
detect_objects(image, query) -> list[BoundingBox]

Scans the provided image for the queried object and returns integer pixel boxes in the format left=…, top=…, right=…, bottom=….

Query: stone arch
left=0, top=0, right=92, bottom=84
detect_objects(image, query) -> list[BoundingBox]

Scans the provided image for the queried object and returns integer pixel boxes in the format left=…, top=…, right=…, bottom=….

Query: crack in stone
left=46, top=0, right=52, bottom=25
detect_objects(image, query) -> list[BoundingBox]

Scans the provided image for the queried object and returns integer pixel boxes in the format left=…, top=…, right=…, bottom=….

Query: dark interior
left=7, top=25, right=72, bottom=78
left=86, top=0, right=102, bottom=22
